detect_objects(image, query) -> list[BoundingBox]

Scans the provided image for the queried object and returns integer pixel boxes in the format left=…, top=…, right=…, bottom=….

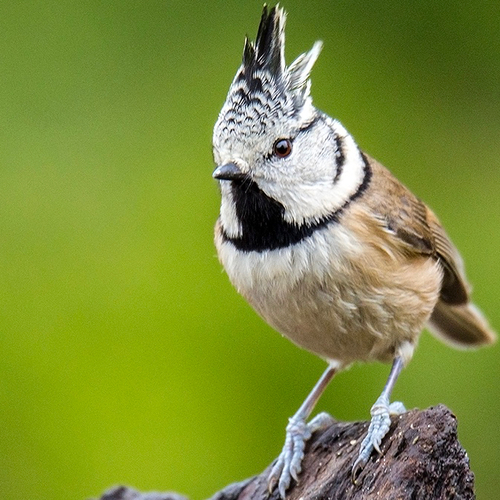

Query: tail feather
left=427, top=301, right=497, bottom=349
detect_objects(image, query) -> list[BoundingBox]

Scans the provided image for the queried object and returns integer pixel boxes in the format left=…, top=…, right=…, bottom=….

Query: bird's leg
left=352, top=356, right=406, bottom=481
left=268, top=364, right=337, bottom=498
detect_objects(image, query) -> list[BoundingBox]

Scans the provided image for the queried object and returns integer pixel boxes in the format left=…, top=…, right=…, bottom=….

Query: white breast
left=216, top=220, right=442, bottom=365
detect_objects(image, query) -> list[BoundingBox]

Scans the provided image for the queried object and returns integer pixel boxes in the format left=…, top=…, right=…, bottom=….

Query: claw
left=267, top=463, right=280, bottom=494
left=267, top=415, right=310, bottom=498
left=278, top=472, right=291, bottom=499
left=267, top=366, right=338, bottom=497
left=351, top=356, right=407, bottom=484
left=351, top=395, right=406, bottom=482
left=267, top=411, right=336, bottom=497
left=351, top=455, right=365, bottom=484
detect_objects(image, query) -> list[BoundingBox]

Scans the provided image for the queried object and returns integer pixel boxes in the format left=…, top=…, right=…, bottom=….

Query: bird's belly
left=217, top=225, right=442, bottom=364
left=247, top=278, right=417, bottom=363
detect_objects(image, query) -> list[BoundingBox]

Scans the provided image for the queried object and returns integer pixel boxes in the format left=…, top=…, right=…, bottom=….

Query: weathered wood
left=99, top=405, right=475, bottom=500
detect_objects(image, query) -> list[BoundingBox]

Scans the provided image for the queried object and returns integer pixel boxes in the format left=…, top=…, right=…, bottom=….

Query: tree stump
left=99, top=405, right=475, bottom=500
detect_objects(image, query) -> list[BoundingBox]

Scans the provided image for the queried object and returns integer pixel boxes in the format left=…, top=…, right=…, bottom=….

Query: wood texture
left=99, top=405, right=475, bottom=500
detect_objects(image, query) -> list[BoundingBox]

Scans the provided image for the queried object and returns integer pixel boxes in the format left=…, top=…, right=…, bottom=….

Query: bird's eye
left=273, top=138, right=292, bottom=158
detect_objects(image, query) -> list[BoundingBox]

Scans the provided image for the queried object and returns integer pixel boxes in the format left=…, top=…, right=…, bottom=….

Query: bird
left=211, top=5, right=496, bottom=498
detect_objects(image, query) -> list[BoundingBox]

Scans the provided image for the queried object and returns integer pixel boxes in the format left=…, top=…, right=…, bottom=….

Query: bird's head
left=212, top=5, right=366, bottom=251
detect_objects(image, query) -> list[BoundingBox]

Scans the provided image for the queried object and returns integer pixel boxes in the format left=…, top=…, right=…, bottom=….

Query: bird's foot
left=352, top=396, right=405, bottom=481
left=268, top=412, right=334, bottom=498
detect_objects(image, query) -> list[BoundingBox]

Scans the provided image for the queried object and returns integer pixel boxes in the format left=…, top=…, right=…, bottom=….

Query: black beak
left=212, top=163, right=247, bottom=181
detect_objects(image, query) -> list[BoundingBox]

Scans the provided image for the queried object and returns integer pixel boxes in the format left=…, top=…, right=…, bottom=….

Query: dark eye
left=273, top=138, right=292, bottom=158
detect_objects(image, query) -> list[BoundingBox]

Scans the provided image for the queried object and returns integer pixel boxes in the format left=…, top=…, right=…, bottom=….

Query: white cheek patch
left=322, top=122, right=366, bottom=210
left=259, top=120, right=366, bottom=226
left=219, top=183, right=242, bottom=238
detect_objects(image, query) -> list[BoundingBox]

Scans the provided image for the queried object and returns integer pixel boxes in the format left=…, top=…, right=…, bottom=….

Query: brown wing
left=424, top=207, right=469, bottom=304
left=363, top=154, right=469, bottom=305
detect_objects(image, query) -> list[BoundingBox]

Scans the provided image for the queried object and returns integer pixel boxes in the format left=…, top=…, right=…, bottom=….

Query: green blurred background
left=0, top=1, right=499, bottom=499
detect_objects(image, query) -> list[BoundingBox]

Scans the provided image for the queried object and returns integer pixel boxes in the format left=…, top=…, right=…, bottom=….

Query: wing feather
left=363, top=154, right=469, bottom=304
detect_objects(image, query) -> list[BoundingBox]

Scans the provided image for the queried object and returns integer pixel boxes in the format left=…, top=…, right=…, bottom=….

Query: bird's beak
left=212, top=162, right=247, bottom=181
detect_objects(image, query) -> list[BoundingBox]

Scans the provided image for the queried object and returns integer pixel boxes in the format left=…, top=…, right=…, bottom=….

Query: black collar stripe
left=221, top=151, right=371, bottom=252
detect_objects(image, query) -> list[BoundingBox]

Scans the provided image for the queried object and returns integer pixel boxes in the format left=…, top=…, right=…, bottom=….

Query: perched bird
left=212, top=5, right=496, bottom=498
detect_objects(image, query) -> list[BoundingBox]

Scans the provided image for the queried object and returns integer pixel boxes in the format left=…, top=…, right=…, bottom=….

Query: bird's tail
left=427, top=301, right=497, bottom=349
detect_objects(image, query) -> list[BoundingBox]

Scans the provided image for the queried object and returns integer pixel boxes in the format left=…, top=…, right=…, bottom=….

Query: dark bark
left=98, top=405, right=475, bottom=500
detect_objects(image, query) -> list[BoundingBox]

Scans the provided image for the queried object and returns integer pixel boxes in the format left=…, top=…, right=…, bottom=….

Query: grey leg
left=268, top=365, right=337, bottom=498
left=352, top=356, right=406, bottom=481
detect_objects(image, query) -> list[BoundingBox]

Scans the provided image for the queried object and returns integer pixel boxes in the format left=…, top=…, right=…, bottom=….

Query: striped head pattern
left=213, top=5, right=369, bottom=253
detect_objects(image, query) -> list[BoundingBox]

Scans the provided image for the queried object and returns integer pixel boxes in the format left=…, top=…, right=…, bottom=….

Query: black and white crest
left=213, top=5, right=322, bottom=152
left=213, top=5, right=370, bottom=253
